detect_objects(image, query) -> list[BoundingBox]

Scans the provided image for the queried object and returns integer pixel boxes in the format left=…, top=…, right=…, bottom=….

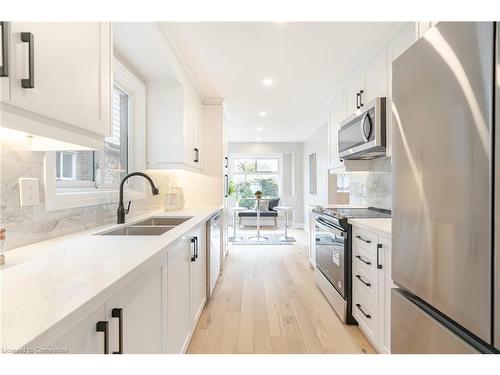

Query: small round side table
left=274, top=206, right=294, bottom=242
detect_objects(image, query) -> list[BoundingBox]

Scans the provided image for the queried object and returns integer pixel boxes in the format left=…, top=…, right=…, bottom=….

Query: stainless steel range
left=312, top=207, right=391, bottom=324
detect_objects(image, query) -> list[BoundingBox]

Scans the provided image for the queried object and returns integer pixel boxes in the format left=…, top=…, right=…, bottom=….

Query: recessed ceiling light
left=257, top=127, right=263, bottom=131
left=259, top=111, right=267, bottom=117
left=256, top=137, right=262, bottom=142
left=262, top=78, right=273, bottom=86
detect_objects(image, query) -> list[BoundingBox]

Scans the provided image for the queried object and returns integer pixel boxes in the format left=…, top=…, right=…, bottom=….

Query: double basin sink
left=97, top=216, right=193, bottom=236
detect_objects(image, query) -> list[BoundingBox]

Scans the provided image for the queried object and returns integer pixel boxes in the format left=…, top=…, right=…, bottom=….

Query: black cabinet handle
left=21, top=32, right=34, bottom=88
left=224, top=156, right=228, bottom=168
left=359, top=90, right=364, bottom=107
left=195, top=236, right=199, bottom=259
left=356, top=303, right=371, bottom=319
left=355, top=255, right=371, bottom=266
left=96, top=321, right=109, bottom=354
left=111, top=308, right=123, bottom=354
left=355, top=274, right=371, bottom=287
left=356, top=235, right=371, bottom=244
left=356, top=92, right=360, bottom=109
left=0, top=22, right=9, bottom=77
left=376, top=244, right=382, bottom=269
left=194, top=148, right=199, bottom=163
left=224, top=174, right=229, bottom=198
left=190, top=237, right=197, bottom=261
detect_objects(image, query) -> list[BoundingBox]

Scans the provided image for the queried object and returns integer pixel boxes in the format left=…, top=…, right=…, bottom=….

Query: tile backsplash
left=341, top=157, right=392, bottom=210
left=0, top=138, right=164, bottom=251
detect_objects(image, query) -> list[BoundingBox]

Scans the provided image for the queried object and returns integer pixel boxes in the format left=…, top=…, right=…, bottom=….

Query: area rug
left=229, top=233, right=296, bottom=245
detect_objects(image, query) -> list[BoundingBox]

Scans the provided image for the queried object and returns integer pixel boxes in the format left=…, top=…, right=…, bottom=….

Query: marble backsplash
left=0, top=138, right=165, bottom=251
left=341, top=157, right=392, bottom=210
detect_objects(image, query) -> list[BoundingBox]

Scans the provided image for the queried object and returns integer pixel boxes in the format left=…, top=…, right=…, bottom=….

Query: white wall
left=303, top=123, right=332, bottom=232
left=228, top=142, right=304, bottom=226
left=303, top=123, right=331, bottom=207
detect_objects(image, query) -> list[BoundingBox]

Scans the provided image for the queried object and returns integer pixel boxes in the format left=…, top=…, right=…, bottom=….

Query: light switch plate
left=19, top=178, right=40, bottom=206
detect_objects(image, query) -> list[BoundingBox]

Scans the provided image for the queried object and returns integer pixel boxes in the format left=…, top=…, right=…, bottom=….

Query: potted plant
left=254, top=190, right=263, bottom=199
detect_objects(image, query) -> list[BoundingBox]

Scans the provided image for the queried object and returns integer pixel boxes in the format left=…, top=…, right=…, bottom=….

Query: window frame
left=230, top=154, right=283, bottom=201
left=44, top=58, right=147, bottom=211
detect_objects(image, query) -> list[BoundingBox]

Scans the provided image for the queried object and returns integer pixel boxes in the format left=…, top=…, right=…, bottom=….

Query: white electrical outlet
left=19, top=178, right=40, bottom=207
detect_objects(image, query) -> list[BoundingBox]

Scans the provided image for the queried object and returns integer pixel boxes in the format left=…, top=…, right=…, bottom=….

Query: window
left=232, top=157, right=281, bottom=209
left=45, top=57, right=147, bottom=211
left=55, top=85, right=129, bottom=189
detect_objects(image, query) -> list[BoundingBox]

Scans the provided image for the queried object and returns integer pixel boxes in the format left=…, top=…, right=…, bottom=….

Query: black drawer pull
left=356, top=92, right=360, bottom=109
left=190, top=237, right=198, bottom=261
left=355, top=274, right=371, bottom=287
left=356, top=235, right=371, bottom=244
left=111, top=308, right=123, bottom=354
left=355, top=255, right=371, bottom=266
left=1, top=22, right=9, bottom=77
left=359, top=89, right=364, bottom=107
left=376, top=243, right=383, bottom=269
left=356, top=303, right=371, bottom=319
left=194, top=148, right=199, bottom=163
left=21, top=32, right=34, bottom=88
left=96, top=321, right=109, bottom=354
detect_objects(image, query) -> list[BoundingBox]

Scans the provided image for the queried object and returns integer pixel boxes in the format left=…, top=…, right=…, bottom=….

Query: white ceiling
left=168, top=22, right=396, bottom=142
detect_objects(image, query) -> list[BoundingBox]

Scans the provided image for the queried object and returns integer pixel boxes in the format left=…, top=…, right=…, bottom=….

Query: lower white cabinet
left=50, top=306, right=106, bottom=354
left=31, top=221, right=210, bottom=354
left=351, top=225, right=393, bottom=353
left=166, top=222, right=207, bottom=354
left=106, top=265, right=163, bottom=354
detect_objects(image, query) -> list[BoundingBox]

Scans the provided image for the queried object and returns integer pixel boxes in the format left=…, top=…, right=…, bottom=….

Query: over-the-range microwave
left=338, top=97, right=387, bottom=160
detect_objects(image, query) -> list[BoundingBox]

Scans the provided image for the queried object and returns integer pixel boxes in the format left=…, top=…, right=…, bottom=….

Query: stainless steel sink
left=133, top=217, right=192, bottom=226
left=98, top=225, right=174, bottom=236
left=96, top=216, right=192, bottom=236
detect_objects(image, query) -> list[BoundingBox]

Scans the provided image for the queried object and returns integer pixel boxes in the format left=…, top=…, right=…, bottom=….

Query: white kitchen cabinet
left=363, top=48, right=388, bottom=105
left=344, top=75, right=364, bottom=117
left=166, top=235, right=192, bottom=353
left=106, top=265, right=163, bottom=354
left=147, top=82, right=205, bottom=171
left=49, top=306, right=107, bottom=354
left=165, top=221, right=207, bottom=354
left=0, top=22, right=112, bottom=141
left=190, top=224, right=207, bottom=327
left=378, top=233, right=394, bottom=354
left=351, top=224, right=393, bottom=353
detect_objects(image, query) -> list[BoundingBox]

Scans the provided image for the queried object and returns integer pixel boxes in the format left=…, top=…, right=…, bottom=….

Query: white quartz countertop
left=348, top=218, right=392, bottom=235
left=0, top=206, right=222, bottom=351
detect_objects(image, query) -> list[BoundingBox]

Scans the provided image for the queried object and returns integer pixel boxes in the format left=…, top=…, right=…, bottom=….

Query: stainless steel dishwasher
left=206, top=210, right=222, bottom=298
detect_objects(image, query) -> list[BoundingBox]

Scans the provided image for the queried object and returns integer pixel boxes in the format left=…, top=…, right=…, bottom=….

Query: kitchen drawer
left=353, top=285, right=379, bottom=345
left=353, top=260, right=378, bottom=302
left=352, top=227, right=378, bottom=254
left=353, top=245, right=378, bottom=278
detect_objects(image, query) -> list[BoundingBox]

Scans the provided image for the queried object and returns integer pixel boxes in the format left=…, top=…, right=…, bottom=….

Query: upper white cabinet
left=363, top=48, right=388, bottom=105
left=0, top=22, right=112, bottom=147
left=328, top=22, right=421, bottom=167
left=147, top=83, right=205, bottom=171
left=344, top=75, right=363, bottom=117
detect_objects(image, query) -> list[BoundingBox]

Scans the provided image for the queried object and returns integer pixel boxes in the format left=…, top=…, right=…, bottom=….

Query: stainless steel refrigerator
left=392, top=22, right=499, bottom=353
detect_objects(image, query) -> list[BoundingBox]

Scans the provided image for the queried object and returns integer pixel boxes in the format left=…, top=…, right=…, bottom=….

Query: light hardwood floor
left=187, top=228, right=376, bottom=354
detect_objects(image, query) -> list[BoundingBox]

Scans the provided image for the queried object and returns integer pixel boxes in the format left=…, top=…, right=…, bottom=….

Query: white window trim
left=44, top=57, right=147, bottom=211
left=230, top=153, right=284, bottom=198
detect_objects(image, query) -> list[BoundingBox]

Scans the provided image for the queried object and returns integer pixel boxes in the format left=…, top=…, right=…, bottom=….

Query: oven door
left=315, top=217, right=346, bottom=298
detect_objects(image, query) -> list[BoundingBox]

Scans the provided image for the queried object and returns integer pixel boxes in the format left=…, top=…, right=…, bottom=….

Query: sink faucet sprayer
left=117, top=172, right=160, bottom=224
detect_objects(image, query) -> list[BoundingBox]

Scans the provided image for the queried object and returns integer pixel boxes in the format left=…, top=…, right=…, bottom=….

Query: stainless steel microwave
left=338, top=97, right=387, bottom=160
